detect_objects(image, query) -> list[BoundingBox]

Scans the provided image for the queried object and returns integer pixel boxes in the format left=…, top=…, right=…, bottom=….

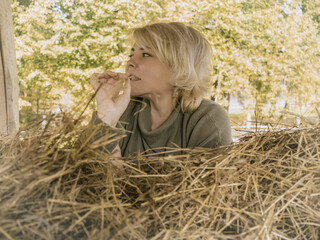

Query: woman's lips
left=129, top=75, right=141, bottom=81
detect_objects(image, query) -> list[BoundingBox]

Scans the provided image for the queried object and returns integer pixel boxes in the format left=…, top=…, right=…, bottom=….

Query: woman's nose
left=127, top=57, right=137, bottom=68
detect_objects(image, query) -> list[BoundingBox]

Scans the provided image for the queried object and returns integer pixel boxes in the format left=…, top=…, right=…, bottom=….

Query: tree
left=12, top=0, right=320, bottom=124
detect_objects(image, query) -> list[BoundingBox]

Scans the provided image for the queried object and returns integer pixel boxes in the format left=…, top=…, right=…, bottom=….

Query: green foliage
left=12, top=0, right=320, bottom=124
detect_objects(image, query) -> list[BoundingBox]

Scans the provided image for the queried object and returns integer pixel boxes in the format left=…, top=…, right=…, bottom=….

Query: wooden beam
left=0, top=0, right=19, bottom=135
left=0, top=46, right=7, bottom=135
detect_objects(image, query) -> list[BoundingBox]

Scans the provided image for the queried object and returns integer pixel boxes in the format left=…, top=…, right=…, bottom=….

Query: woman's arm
left=87, top=71, right=131, bottom=156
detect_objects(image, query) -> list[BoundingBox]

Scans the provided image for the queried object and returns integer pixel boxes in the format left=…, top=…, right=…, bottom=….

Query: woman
left=90, top=22, right=232, bottom=157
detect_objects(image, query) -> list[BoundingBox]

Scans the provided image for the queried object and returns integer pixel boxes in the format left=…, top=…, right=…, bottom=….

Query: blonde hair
left=128, top=22, right=213, bottom=112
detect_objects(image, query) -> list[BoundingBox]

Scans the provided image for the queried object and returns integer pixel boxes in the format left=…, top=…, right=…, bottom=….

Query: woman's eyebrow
left=131, top=47, right=150, bottom=52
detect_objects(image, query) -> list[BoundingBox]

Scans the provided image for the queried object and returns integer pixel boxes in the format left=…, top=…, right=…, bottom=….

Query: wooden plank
left=0, top=47, right=7, bottom=135
left=0, top=0, right=19, bottom=135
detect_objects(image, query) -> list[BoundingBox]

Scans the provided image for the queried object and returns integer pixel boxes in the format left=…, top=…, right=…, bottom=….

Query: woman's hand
left=90, top=71, right=131, bottom=127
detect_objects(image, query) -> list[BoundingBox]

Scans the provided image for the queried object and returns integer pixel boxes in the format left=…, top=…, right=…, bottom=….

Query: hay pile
left=0, top=113, right=319, bottom=240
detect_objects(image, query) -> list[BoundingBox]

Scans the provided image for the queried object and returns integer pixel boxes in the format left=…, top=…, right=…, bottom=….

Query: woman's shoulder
left=191, top=98, right=229, bottom=121
left=185, top=98, right=232, bottom=147
left=186, top=98, right=231, bottom=135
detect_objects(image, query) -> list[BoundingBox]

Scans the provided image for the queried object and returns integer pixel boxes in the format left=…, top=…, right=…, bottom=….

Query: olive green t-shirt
left=113, top=97, right=232, bottom=156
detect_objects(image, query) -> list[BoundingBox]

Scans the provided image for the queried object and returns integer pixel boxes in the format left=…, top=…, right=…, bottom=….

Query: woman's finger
left=97, top=71, right=118, bottom=79
left=90, top=73, right=101, bottom=91
left=90, top=72, right=129, bottom=97
left=98, top=71, right=129, bottom=80
left=117, top=72, right=130, bottom=80
left=122, top=77, right=131, bottom=96
left=114, top=78, right=131, bottom=105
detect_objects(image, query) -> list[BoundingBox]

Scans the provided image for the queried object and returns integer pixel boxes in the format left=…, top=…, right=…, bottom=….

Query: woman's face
left=125, top=44, right=173, bottom=99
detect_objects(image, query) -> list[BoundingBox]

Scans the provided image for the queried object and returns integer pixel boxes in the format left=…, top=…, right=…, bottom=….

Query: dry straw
left=0, top=112, right=319, bottom=240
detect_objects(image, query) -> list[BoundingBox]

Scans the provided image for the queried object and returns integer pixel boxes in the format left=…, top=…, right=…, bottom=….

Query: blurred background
left=12, top=0, right=320, bottom=136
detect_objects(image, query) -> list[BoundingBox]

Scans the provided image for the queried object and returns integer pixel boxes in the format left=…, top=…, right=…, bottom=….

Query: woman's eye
left=128, top=53, right=151, bottom=58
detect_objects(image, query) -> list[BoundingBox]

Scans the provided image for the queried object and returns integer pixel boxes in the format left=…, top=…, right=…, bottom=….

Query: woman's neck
left=147, top=93, right=175, bottom=130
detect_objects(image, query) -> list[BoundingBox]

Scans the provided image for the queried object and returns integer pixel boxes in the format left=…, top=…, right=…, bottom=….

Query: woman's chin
left=130, top=91, right=141, bottom=97
left=130, top=87, right=146, bottom=97
left=130, top=91, right=149, bottom=98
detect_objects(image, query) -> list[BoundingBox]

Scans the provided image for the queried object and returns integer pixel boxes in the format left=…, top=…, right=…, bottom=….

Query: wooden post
left=0, top=0, right=19, bottom=135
